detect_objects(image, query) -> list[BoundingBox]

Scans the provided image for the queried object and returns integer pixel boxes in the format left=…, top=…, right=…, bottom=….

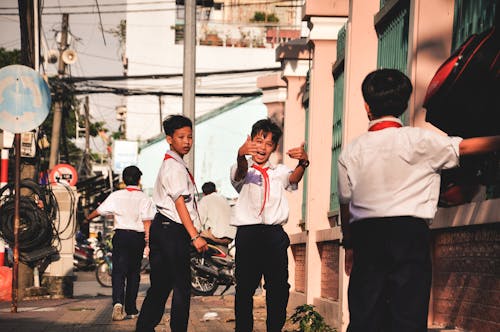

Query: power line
left=73, top=89, right=263, bottom=97
left=0, top=1, right=173, bottom=10
left=0, top=0, right=294, bottom=10
left=0, top=8, right=173, bottom=16
left=0, top=0, right=296, bottom=15
left=60, top=66, right=281, bottom=82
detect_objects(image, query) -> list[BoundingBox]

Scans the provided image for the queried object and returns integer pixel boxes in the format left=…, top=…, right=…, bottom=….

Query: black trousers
left=136, top=214, right=191, bottom=332
left=235, top=224, right=290, bottom=332
left=347, top=217, right=432, bottom=332
left=112, top=229, right=145, bottom=315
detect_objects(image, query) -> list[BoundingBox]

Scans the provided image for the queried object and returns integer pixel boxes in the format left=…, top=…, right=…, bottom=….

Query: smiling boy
left=137, top=115, right=207, bottom=332
left=230, top=118, right=308, bottom=332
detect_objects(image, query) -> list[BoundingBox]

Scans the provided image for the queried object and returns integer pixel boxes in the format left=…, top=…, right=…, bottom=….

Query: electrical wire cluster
left=0, top=179, right=77, bottom=264
left=48, top=67, right=279, bottom=97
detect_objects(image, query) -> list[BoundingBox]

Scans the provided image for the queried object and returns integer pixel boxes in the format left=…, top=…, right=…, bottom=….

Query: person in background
left=197, top=181, right=236, bottom=246
left=231, top=118, right=309, bottom=332
left=86, top=165, right=155, bottom=321
left=136, top=115, right=207, bottom=332
left=338, top=68, right=500, bottom=332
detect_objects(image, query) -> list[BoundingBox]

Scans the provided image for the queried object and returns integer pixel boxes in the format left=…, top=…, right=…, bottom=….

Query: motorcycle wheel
left=190, top=256, right=218, bottom=296
left=95, top=261, right=112, bottom=288
left=140, top=257, right=150, bottom=273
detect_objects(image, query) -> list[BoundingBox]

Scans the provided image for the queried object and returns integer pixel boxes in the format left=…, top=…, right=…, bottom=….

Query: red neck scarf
left=164, top=153, right=195, bottom=185
left=251, top=164, right=270, bottom=216
left=126, top=187, right=142, bottom=192
left=164, top=153, right=200, bottom=218
left=368, top=120, right=402, bottom=131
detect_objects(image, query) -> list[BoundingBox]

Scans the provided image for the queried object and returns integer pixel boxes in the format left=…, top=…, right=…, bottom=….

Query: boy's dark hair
left=201, top=181, right=216, bottom=195
left=362, top=69, right=413, bottom=118
left=163, top=115, right=192, bottom=136
left=122, top=165, right=142, bottom=185
left=251, top=118, right=282, bottom=147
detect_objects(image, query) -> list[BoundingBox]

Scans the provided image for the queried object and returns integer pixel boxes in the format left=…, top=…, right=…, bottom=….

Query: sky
left=0, top=0, right=129, bottom=155
left=0, top=1, right=288, bottom=158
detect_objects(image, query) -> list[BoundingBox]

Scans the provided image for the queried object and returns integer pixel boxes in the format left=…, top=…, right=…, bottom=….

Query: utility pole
left=79, top=95, right=92, bottom=178
left=183, top=0, right=196, bottom=172
left=49, top=13, right=69, bottom=169
left=158, top=95, right=163, bottom=132
left=84, top=97, right=90, bottom=165
left=14, top=0, right=38, bottom=310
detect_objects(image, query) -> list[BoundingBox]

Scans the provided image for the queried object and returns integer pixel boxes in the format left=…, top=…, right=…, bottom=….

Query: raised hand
left=287, top=142, right=308, bottom=161
left=238, top=135, right=259, bottom=157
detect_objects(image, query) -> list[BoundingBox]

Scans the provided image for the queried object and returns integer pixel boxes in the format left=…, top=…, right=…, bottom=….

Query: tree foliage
left=0, top=48, right=21, bottom=68
left=0, top=47, right=108, bottom=169
left=250, top=11, right=280, bottom=23
left=289, top=304, right=336, bottom=332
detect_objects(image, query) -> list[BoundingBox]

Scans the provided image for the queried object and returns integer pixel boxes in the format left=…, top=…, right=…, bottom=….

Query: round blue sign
left=0, top=65, right=51, bottom=133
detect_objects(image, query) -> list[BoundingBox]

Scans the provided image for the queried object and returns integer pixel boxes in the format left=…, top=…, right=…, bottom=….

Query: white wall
left=195, top=97, right=266, bottom=198
left=125, top=4, right=278, bottom=142
left=137, top=97, right=266, bottom=198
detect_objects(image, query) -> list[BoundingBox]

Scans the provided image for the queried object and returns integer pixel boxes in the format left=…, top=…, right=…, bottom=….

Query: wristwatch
left=298, top=159, right=310, bottom=169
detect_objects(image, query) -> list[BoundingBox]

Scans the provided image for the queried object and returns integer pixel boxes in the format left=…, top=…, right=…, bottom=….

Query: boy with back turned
left=231, top=118, right=309, bottom=332
left=338, top=69, right=500, bottom=332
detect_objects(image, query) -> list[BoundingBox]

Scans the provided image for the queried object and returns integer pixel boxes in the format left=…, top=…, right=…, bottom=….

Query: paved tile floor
left=0, top=271, right=296, bottom=332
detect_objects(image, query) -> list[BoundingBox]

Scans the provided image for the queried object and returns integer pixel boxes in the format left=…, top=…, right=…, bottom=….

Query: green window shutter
left=452, top=0, right=497, bottom=50
left=301, top=71, right=311, bottom=223
left=330, top=71, right=344, bottom=212
left=375, top=0, right=410, bottom=123
left=376, top=0, right=409, bottom=72
left=330, top=24, right=346, bottom=213
left=336, top=25, right=346, bottom=60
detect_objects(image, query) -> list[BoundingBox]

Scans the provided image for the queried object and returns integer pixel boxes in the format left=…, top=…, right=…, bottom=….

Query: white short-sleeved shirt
left=152, top=150, right=199, bottom=225
left=197, top=192, right=236, bottom=239
left=338, top=118, right=463, bottom=223
left=97, top=185, right=156, bottom=232
left=230, top=158, right=297, bottom=226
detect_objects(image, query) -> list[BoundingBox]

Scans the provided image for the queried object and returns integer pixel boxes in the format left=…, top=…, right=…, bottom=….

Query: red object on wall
left=0, top=149, right=8, bottom=185
left=49, top=163, right=78, bottom=186
left=0, top=266, right=12, bottom=302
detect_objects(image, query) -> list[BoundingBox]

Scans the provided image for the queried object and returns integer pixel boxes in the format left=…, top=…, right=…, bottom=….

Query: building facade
left=258, top=1, right=499, bottom=331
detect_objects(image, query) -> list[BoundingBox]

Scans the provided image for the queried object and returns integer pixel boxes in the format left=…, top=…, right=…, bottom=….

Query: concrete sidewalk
left=0, top=274, right=457, bottom=332
left=0, top=293, right=271, bottom=332
left=0, top=272, right=294, bottom=332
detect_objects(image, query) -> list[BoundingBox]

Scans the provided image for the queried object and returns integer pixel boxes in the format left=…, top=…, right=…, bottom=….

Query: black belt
left=115, top=229, right=144, bottom=234
left=154, top=213, right=181, bottom=226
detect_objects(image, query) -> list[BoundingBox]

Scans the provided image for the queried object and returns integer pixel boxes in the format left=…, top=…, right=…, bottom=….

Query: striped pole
left=0, top=149, right=8, bottom=188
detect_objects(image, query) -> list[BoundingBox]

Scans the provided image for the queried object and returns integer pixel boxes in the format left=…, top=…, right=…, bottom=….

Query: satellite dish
left=61, top=49, right=78, bottom=64
left=47, top=49, right=59, bottom=64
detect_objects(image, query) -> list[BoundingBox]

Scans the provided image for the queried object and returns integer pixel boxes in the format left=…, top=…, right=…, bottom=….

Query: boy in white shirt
left=338, top=69, right=500, bottom=332
left=198, top=181, right=236, bottom=245
left=230, top=118, right=308, bottom=332
left=136, top=115, right=207, bottom=332
left=86, top=165, right=155, bottom=321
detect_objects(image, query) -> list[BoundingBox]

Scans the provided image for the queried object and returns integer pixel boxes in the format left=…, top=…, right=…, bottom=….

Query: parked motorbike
left=190, top=240, right=235, bottom=296
left=94, top=235, right=150, bottom=288
left=73, top=232, right=95, bottom=271
left=95, top=236, right=113, bottom=287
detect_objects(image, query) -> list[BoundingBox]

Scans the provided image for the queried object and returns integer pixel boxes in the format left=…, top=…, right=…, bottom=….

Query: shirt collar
left=248, top=157, right=276, bottom=170
left=125, top=185, right=142, bottom=191
left=166, top=150, right=188, bottom=168
left=368, top=117, right=403, bottom=130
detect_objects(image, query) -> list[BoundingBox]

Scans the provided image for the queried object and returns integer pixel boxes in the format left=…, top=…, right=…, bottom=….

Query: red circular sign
left=49, top=164, right=78, bottom=186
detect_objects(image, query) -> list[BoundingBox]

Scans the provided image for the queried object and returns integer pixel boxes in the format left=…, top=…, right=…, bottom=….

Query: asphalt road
left=73, top=270, right=237, bottom=298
